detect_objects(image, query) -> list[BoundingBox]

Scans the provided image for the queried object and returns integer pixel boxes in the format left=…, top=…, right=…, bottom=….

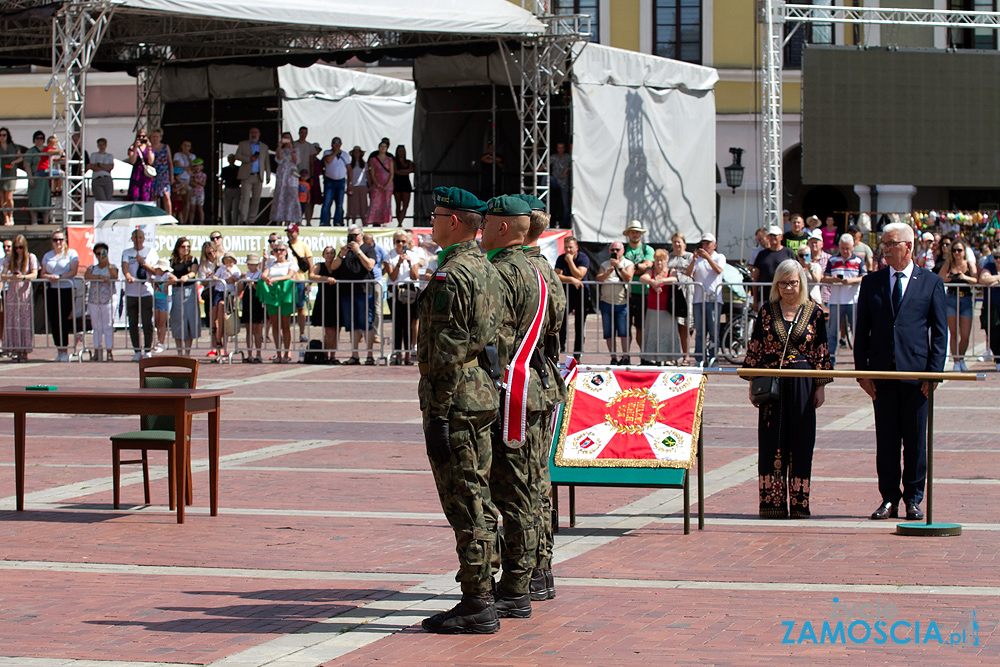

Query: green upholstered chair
left=111, top=356, right=199, bottom=509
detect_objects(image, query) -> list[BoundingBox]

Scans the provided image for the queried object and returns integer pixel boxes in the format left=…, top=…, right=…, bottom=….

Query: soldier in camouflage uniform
left=418, top=186, right=504, bottom=635
left=515, top=194, right=567, bottom=602
left=481, top=195, right=546, bottom=619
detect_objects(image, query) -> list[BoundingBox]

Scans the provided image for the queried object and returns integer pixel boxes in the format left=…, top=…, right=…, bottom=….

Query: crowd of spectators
left=0, top=125, right=418, bottom=227
left=0, top=193, right=998, bottom=368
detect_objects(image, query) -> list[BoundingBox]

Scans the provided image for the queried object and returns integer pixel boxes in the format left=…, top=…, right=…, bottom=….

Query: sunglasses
left=952, top=247, right=964, bottom=252
left=52, top=238, right=65, bottom=242
left=96, top=250, right=107, bottom=256
left=211, top=236, right=222, bottom=241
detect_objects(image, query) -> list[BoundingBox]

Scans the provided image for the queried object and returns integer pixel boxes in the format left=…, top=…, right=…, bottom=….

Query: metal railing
left=2, top=274, right=995, bottom=368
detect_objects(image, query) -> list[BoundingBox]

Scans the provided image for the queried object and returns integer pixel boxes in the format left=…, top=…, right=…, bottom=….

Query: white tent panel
left=118, top=0, right=544, bottom=35
left=571, top=44, right=717, bottom=244
left=279, top=64, right=416, bottom=157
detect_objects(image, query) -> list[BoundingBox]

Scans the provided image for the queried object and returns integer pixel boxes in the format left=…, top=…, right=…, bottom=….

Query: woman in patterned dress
left=127, top=130, right=156, bottom=202
left=743, top=259, right=832, bottom=519
left=364, top=137, right=394, bottom=226
left=270, top=131, right=301, bottom=224
left=148, top=128, right=173, bottom=215
left=1, top=234, right=39, bottom=361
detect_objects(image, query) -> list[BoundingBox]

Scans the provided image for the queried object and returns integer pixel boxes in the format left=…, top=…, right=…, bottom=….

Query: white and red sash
left=502, top=267, right=548, bottom=447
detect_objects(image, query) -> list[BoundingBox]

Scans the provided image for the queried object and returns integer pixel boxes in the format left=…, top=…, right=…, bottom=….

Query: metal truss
left=503, top=12, right=585, bottom=209
left=760, top=2, right=1000, bottom=232
left=784, top=3, right=1000, bottom=28
left=49, top=0, right=114, bottom=226
left=135, top=55, right=166, bottom=134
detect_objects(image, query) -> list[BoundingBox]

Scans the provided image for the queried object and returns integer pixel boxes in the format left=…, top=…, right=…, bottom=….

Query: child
left=152, top=258, right=173, bottom=353
left=298, top=170, right=311, bottom=220
left=45, top=135, right=64, bottom=196
left=84, top=242, right=118, bottom=361
left=189, top=158, right=207, bottom=225
left=171, top=166, right=188, bottom=223
left=239, top=253, right=265, bottom=363
left=212, top=251, right=241, bottom=360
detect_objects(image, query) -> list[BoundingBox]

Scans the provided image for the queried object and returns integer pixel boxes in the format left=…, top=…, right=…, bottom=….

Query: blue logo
left=781, top=599, right=980, bottom=646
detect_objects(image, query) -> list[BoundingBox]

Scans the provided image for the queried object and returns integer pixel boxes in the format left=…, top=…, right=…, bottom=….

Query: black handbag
left=749, top=304, right=803, bottom=409
left=750, top=376, right=780, bottom=408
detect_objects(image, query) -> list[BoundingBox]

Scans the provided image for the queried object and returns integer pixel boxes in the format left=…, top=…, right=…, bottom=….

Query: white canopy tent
left=412, top=43, right=718, bottom=244
left=571, top=43, right=718, bottom=244
left=112, top=0, right=545, bottom=36
left=279, top=64, right=416, bottom=160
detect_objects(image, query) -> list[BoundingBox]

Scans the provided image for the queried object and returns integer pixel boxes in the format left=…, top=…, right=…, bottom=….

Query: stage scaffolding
left=759, top=1, right=1000, bottom=231
left=3, top=0, right=586, bottom=223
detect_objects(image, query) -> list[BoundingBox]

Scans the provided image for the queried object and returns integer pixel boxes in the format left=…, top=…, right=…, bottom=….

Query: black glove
left=425, top=416, right=451, bottom=464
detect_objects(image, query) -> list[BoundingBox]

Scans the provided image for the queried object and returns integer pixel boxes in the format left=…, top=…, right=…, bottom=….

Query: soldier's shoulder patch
left=433, top=289, right=453, bottom=313
left=434, top=271, right=447, bottom=282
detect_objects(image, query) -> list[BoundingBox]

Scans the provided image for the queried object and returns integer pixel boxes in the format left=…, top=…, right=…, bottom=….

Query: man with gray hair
left=854, top=222, right=947, bottom=521
left=821, top=233, right=866, bottom=367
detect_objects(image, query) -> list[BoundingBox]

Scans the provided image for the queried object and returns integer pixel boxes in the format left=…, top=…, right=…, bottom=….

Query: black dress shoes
left=905, top=502, right=924, bottom=520
left=870, top=501, right=898, bottom=520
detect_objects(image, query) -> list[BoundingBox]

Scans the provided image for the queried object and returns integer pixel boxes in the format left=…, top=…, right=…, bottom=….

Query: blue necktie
left=892, top=271, right=904, bottom=314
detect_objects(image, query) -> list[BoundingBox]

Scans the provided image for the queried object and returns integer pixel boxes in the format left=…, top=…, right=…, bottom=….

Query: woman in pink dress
left=365, top=138, right=394, bottom=226
left=1, top=234, right=39, bottom=361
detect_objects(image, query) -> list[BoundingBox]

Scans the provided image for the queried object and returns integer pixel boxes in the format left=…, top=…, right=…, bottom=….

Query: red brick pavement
left=0, top=362, right=996, bottom=665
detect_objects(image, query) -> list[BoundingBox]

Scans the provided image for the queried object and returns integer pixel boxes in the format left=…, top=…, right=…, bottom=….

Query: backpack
left=303, top=339, right=325, bottom=364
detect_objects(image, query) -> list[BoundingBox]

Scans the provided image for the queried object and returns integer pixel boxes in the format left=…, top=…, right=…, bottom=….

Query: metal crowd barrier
left=3, top=272, right=995, bottom=368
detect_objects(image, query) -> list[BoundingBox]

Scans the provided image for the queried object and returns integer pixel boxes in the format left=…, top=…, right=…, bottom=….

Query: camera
left=347, top=233, right=359, bottom=243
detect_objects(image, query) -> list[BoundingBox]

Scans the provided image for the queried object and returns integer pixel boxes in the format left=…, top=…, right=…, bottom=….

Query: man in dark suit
left=854, top=222, right=947, bottom=521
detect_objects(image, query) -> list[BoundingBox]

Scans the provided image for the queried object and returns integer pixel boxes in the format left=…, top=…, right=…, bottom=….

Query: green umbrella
left=97, top=203, right=178, bottom=228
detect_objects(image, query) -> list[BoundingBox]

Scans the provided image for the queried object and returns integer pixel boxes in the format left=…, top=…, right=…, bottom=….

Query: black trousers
left=45, top=285, right=75, bottom=348
left=126, top=295, right=154, bottom=353
left=560, top=300, right=587, bottom=359
left=873, top=380, right=927, bottom=505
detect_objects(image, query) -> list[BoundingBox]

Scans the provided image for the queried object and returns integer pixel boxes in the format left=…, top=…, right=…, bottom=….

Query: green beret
left=486, top=195, right=532, bottom=216
left=433, top=186, right=487, bottom=215
left=512, top=194, right=545, bottom=211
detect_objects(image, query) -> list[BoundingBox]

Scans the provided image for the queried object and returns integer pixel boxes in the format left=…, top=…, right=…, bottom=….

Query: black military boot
left=494, top=586, right=532, bottom=618
left=544, top=569, right=556, bottom=599
left=421, top=593, right=500, bottom=634
left=529, top=569, right=549, bottom=602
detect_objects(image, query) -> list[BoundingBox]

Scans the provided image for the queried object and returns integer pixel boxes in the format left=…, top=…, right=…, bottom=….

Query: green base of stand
left=895, top=522, right=962, bottom=537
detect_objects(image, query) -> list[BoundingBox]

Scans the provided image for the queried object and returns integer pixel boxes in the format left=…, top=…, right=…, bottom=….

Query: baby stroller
left=718, top=263, right=755, bottom=364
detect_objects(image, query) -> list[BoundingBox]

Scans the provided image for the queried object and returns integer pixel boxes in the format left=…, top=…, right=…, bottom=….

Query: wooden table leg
left=208, top=400, right=220, bottom=516
left=174, top=402, right=188, bottom=524
left=14, top=412, right=25, bottom=511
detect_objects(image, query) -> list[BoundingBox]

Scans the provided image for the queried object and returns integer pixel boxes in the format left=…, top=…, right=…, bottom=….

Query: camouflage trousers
left=531, top=408, right=556, bottom=570
left=487, top=410, right=545, bottom=595
left=425, top=409, right=498, bottom=595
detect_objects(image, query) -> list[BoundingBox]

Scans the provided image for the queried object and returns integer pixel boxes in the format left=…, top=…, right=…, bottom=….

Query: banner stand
left=548, top=397, right=705, bottom=537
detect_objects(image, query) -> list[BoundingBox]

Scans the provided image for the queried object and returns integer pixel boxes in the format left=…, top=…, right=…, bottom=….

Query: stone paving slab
left=0, top=570, right=409, bottom=665
left=0, top=361, right=996, bottom=666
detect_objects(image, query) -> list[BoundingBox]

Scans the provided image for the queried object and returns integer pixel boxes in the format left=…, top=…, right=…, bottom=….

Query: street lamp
left=724, top=147, right=745, bottom=193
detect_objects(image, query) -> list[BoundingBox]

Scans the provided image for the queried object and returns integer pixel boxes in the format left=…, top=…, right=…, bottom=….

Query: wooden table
left=0, top=386, right=232, bottom=523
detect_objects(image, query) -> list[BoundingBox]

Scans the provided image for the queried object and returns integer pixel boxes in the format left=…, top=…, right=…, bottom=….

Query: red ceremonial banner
left=555, top=369, right=705, bottom=469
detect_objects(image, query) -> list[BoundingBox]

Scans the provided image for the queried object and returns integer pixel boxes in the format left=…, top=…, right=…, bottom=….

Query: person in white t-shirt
left=384, top=230, right=424, bottom=364
left=211, top=251, right=241, bottom=359
left=40, top=230, right=79, bottom=361
left=596, top=241, right=635, bottom=364
left=87, top=138, right=115, bottom=200
left=120, top=228, right=159, bottom=360
left=685, top=232, right=726, bottom=366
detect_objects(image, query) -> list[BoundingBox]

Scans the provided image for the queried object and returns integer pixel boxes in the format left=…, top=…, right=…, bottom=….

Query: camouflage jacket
left=417, top=240, right=502, bottom=419
left=489, top=245, right=546, bottom=413
left=524, top=245, right=567, bottom=406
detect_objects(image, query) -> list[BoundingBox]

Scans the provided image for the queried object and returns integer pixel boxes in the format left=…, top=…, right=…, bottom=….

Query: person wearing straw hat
left=622, top=220, right=654, bottom=359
